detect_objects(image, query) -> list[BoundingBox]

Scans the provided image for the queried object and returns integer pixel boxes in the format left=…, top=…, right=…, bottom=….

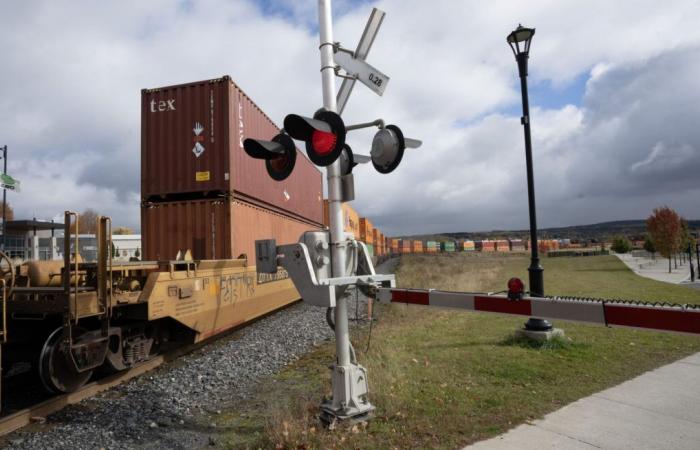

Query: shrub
left=611, top=235, right=632, bottom=254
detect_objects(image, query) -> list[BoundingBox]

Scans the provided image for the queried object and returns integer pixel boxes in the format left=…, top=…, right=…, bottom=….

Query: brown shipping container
left=360, top=218, right=374, bottom=245
left=142, top=76, right=322, bottom=224
left=142, top=198, right=317, bottom=261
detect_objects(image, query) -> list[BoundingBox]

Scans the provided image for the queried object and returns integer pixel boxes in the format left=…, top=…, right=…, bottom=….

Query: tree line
left=610, top=206, right=696, bottom=274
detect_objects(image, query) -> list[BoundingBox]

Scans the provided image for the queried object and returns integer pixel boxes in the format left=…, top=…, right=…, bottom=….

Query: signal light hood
left=284, top=110, right=346, bottom=166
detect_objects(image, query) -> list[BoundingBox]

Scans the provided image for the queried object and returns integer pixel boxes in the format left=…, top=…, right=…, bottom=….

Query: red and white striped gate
left=376, top=288, right=700, bottom=335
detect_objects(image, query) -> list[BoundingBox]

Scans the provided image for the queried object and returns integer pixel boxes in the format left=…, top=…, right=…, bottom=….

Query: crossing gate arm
left=376, top=288, right=700, bottom=335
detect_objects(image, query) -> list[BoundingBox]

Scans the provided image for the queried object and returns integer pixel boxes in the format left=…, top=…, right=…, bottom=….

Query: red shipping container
left=141, top=76, right=323, bottom=224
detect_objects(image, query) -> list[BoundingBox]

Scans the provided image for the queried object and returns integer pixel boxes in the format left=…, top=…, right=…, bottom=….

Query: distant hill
left=400, top=220, right=700, bottom=242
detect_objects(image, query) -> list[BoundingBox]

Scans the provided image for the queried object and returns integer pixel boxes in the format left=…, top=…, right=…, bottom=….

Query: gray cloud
left=0, top=0, right=699, bottom=235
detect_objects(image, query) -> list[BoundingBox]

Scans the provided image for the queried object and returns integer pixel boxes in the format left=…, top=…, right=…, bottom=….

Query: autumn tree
left=2, top=202, right=14, bottom=222
left=113, top=226, right=134, bottom=235
left=69, top=208, right=99, bottom=234
left=646, top=206, right=681, bottom=273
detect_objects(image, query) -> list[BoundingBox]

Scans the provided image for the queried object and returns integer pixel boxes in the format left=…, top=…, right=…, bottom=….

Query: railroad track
left=0, top=353, right=166, bottom=436
left=0, top=296, right=305, bottom=439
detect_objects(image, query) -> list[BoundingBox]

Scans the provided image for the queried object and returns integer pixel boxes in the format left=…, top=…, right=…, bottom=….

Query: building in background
left=0, top=219, right=63, bottom=260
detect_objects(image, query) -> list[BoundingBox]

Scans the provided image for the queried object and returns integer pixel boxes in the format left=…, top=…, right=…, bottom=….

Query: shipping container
left=391, top=238, right=400, bottom=254
left=412, top=240, right=423, bottom=253
left=142, top=198, right=318, bottom=261
left=359, top=218, right=374, bottom=245
left=425, top=240, right=439, bottom=253
left=460, top=240, right=475, bottom=252
left=401, top=239, right=412, bottom=254
left=538, top=239, right=560, bottom=253
left=509, top=239, right=526, bottom=251
left=142, top=76, right=323, bottom=224
left=495, top=239, right=510, bottom=252
left=322, top=201, right=361, bottom=239
left=478, top=240, right=496, bottom=252
left=441, top=241, right=456, bottom=252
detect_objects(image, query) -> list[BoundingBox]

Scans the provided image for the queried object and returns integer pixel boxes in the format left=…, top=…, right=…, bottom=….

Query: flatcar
left=0, top=212, right=298, bottom=402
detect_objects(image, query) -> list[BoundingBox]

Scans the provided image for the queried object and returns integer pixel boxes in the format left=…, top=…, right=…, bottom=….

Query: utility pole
left=1, top=145, right=7, bottom=251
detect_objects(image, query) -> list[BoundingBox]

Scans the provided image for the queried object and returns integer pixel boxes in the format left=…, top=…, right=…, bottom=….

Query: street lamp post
left=508, top=25, right=552, bottom=332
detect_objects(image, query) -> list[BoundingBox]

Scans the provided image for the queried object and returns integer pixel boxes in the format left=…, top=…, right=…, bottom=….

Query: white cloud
left=0, top=0, right=699, bottom=236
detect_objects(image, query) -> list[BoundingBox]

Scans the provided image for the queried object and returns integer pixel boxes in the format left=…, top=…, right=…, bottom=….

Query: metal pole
left=1, top=146, right=6, bottom=252
left=516, top=53, right=551, bottom=332
left=318, top=0, right=350, bottom=371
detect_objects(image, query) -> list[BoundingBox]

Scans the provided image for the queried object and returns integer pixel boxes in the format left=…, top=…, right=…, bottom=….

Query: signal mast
left=243, top=1, right=421, bottom=423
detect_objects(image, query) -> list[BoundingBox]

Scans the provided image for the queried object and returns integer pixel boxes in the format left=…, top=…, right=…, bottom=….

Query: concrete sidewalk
left=466, top=352, right=700, bottom=449
left=615, top=252, right=691, bottom=284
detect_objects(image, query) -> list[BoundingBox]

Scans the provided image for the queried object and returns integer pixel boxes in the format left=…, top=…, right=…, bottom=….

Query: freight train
left=1, top=212, right=299, bottom=395
left=0, top=75, right=325, bottom=406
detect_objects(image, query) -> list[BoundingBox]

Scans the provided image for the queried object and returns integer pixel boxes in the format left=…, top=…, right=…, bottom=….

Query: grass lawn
left=214, top=254, right=700, bottom=449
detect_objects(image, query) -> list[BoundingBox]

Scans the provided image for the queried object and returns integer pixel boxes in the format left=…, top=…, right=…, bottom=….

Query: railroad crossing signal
left=284, top=110, right=346, bottom=167
left=243, top=133, right=297, bottom=181
left=370, top=125, right=422, bottom=174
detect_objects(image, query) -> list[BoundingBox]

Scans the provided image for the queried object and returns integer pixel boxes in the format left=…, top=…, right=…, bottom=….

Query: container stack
left=495, top=239, right=510, bottom=252
left=323, top=200, right=361, bottom=240
left=425, top=241, right=439, bottom=253
left=412, top=240, right=424, bottom=253
left=478, top=240, right=496, bottom=252
left=441, top=241, right=456, bottom=252
left=509, top=239, right=526, bottom=251
left=141, top=76, right=323, bottom=261
left=461, top=240, right=475, bottom=252
left=400, top=240, right=411, bottom=254
left=391, top=239, right=400, bottom=254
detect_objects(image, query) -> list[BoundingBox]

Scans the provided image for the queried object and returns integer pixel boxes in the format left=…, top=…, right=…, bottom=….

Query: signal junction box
left=255, top=231, right=395, bottom=307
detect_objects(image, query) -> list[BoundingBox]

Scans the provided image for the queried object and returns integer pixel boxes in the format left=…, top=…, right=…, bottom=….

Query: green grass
left=213, top=254, right=700, bottom=449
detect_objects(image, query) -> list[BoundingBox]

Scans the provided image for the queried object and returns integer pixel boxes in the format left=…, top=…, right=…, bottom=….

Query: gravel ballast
left=5, top=258, right=398, bottom=449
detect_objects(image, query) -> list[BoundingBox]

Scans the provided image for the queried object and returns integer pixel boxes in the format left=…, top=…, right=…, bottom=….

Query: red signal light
left=311, top=130, right=337, bottom=155
left=507, top=277, right=524, bottom=300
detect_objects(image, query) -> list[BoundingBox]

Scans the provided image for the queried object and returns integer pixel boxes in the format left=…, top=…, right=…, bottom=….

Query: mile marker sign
left=334, top=50, right=390, bottom=96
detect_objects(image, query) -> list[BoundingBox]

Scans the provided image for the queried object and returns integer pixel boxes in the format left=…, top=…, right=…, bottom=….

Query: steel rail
left=0, top=296, right=303, bottom=437
left=0, top=356, right=165, bottom=437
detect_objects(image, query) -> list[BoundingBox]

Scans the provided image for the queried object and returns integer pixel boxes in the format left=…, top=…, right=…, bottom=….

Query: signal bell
left=243, top=133, right=297, bottom=181
left=284, top=110, right=346, bottom=167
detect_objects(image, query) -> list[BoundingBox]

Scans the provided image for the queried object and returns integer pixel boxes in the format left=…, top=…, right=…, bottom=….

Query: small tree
left=134, top=248, right=141, bottom=259
left=643, top=233, right=656, bottom=259
left=679, top=219, right=691, bottom=265
left=113, top=226, right=134, bottom=235
left=646, top=206, right=681, bottom=273
left=611, top=235, right=632, bottom=254
left=2, top=202, right=14, bottom=222
left=70, top=208, right=99, bottom=234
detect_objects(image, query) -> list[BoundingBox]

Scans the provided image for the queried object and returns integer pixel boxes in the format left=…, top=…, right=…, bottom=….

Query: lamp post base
left=515, top=327, right=565, bottom=342
left=524, top=317, right=553, bottom=331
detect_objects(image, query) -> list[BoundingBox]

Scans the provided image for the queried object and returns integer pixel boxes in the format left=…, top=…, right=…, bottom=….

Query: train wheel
left=38, top=327, right=93, bottom=394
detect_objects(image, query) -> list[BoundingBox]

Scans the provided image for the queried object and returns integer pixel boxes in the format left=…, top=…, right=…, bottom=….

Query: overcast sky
left=1, top=0, right=699, bottom=236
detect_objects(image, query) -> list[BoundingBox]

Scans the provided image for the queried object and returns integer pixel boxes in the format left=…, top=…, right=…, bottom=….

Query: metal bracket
left=269, top=231, right=395, bottom=308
